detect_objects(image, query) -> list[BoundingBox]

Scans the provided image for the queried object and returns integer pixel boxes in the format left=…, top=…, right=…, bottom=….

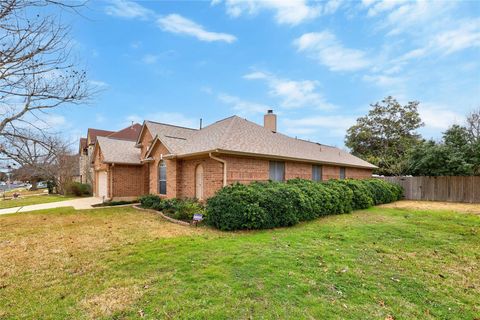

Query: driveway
left=0, top=197, right=103, bottom=215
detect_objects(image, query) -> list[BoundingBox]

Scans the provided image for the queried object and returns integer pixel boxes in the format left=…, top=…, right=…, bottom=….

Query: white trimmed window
left=158, top=160, right=167, bottom=195
left=340, top=167, right=346, bottom=179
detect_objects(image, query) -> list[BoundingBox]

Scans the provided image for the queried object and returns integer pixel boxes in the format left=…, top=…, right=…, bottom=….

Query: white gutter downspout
left=110, top=163, right=115, bottom=200
left=209, top=152, right=227, bottom=187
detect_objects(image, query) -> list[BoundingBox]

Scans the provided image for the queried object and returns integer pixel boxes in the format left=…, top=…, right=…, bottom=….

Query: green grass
left=0, top=206, right=478, bottom=319
left=0, top=194, right=74, bottom=209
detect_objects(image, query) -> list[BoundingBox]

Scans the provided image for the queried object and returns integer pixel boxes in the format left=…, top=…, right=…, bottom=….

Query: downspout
left=110, top=163, right=115, bottom=200
left=209, top=152, right=227, bottom=187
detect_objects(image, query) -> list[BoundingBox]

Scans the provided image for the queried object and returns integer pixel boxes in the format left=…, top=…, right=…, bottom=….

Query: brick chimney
left=264, top=109, right=277, bottom=133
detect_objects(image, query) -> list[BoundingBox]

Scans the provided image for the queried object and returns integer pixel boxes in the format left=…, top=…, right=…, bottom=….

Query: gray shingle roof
left=97, top=136, right=141, bottom=164
left=144, top=116, right=376, bottom=169
left=144, top=121, right=197, bottom=154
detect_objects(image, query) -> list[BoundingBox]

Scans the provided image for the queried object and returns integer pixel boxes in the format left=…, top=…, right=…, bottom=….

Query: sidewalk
left=0, top=197, right=103, bottom=215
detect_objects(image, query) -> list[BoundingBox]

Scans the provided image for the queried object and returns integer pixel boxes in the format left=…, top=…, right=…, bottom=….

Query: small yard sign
left=193, top=213, right=203, bottom=221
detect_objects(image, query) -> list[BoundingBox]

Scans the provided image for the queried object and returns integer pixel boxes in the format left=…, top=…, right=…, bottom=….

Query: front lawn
left=0, top=194, right=74, bottom=209
left=0, top=205, right=478, bottom=319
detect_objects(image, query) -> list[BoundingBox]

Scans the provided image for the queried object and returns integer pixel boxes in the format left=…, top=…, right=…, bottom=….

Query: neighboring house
left=92, top=111, right=376, bottom=201
left=78, top=124, right=142, bottom=185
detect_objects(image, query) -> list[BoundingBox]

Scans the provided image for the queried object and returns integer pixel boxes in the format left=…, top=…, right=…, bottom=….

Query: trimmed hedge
left=206, top=178, right=403, bottom=231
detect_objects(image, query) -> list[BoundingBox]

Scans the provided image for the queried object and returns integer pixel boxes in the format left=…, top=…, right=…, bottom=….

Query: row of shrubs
left=205, top=179, right=403, bottom=231
left=139, top=195, right=205, bottom=222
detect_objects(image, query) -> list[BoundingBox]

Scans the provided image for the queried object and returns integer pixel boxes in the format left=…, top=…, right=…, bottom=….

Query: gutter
left=175, top=149, right=376, bottom=170
left=209, top=152, right=227, bottom=187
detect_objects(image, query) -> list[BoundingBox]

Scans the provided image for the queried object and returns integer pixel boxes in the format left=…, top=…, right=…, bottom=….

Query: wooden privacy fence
left=380, top=176, right=480, bottom=203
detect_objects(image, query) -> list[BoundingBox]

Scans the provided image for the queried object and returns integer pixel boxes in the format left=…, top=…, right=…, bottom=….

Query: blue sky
left=54, top=0, right=480, bottom=148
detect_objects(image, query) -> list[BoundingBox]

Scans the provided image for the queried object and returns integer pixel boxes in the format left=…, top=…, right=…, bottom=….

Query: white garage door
left=97, top=171, right=107, bottom=198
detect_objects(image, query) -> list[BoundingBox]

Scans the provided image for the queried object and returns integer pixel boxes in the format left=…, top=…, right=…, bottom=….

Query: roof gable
left=143, top=121, right=197, bottom=154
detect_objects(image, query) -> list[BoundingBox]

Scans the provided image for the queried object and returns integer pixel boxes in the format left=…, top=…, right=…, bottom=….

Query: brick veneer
left=111, top=164, right=147, bottom=198
left=177, top=158, right=224, bottom=199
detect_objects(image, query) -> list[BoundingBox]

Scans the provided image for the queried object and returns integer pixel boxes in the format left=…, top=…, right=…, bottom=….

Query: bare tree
left=466, top=109, right=480, bottom=143
left=2, top=129, right=77, bottom=193
left=0, top=0, right=90, bottom=139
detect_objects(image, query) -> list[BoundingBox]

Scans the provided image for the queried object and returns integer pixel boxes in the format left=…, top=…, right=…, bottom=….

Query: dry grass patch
left=81, top=285, right=142, bottom=319
left=379, top=200, right=480, bottom=214
left=0, top=207, right=214, bottom=318
left=0, top=207, right=208, bottom=276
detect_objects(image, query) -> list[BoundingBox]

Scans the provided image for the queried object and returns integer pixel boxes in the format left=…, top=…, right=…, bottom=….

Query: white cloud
left=382, top=1, right=454, bottom=36
left=95, top=114, right=106, bottom=123
left=283, top=115, right=356, bottom=138
left=89, top=80, right=109, bottom=88
left=105, top=0, right=154, bottom=20
left=362, top=74, right=403, bottom=88
left=419, top=103, right=463, bottom=131
left=293, top=31, right=370, bottom=72
left=365, top=0, right=409, bottom=17
left=157, top=14, right=236, bottom=43
left=322, top=0, right=343, bottom=15
left=130, top=41, right=142, bottom=49
left=214, top=0, right=321, bottom=25
left=218, top=93, right=270, bottom=115
left=244, top=71, right=336, bottom=110
left=24, top=114, right=68, bottom=131
left=126, top=114, right=143, bottom=124
left=141, top=54, right=159, bottom=64
left=432, top=19, right=480, bottom=55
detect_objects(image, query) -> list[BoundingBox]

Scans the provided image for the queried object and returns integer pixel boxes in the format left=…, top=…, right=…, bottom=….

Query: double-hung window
left=312, top=165, right=323, bottom=182
left=158, top=160, right=167, bottom=195
left=269, top=161, right=285, bottom=181
left=339, top=167, right=346, bottom=179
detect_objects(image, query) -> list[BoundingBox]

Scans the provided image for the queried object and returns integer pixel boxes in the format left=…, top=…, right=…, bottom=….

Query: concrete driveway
left=0, top=197, right=103, bottom=215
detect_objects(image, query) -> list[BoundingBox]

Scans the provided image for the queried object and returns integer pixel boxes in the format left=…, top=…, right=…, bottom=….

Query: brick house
left=78, top=124, right=142, bottom=185
left=90, top=111, right=376, bottom=201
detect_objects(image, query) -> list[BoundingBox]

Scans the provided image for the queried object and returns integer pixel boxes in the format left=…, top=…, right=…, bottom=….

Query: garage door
left=97, top=171, right=107, bottom=198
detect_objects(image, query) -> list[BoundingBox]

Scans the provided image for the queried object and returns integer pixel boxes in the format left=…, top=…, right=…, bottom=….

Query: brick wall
left=172, top=154, right=372, bottom=199
left=224, top=156, right=269, bottom=184
left=322, top=165, right=340, bottom=180
left=138, top=128, right=153, bottom=159
left=346, top=167, right=372, bottom=179
left=177, top=157, right=224, bottom=199
left=111, top=164, right=146, bottom=198
left=285, top=161, right=312, bottom=180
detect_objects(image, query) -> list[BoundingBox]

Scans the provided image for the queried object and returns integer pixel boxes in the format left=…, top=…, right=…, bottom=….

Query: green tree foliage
left=406, top=121, right=480, bottom=176
left=345, top=96, right=423, bottom=175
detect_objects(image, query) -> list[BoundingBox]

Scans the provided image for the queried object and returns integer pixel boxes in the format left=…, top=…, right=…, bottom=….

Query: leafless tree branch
left=0, top=0, right=91, bottom=138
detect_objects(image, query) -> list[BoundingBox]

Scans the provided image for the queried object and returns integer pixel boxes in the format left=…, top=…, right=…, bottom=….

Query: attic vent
left=164, top=135, right=187, bottom=140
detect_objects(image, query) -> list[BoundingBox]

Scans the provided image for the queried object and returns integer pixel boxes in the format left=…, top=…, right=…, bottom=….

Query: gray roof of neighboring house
left=144, top=116, right=376, bottom=169
left=97, top=136, right=142, bottom=165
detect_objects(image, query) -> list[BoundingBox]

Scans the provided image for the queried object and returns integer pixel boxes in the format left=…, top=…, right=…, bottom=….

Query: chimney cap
left=267, top=109, right=274, bottom=114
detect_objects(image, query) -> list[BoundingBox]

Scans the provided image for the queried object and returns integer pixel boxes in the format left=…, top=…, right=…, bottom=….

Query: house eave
left=174, top=149, right=376, bottom=170
left=102, top=161, right=143, bottom=166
